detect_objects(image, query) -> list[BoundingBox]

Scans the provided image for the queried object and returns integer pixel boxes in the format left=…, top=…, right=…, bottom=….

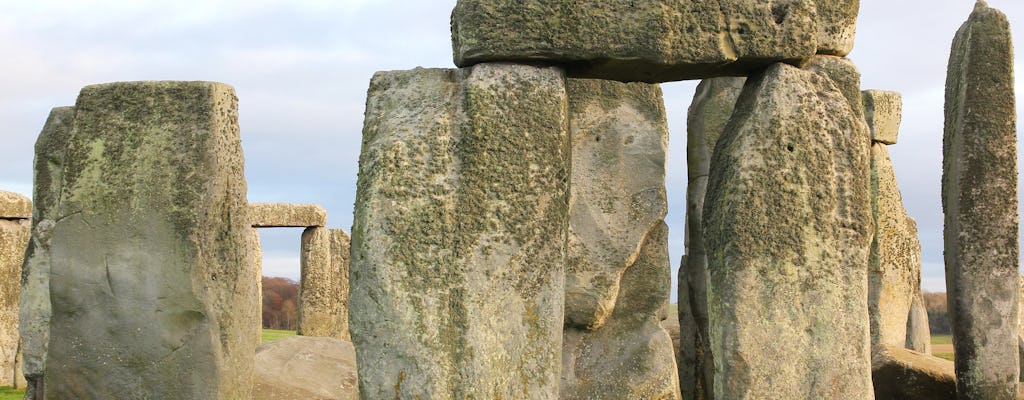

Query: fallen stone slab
left=249, top=202, right=326, bottom=227
left=451, top=0, right=818, bottom=82
left=253, top=336, right=358, bottom=400
left=705, top=63, right=873, bottom=399
left=0, top=191, right=31, bottom=220
left=872, top=345, right=956, bottom=400
left=44, top=81, right=257, bottom=399
left=297, top=227, right=351, bottom=341
left=943, top=2, right=1019, bottom=398
left=863, top=90, right=903, bottom=145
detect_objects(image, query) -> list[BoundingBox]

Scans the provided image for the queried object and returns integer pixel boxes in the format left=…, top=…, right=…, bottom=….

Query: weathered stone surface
left=562, top=222, right=680, bottom=400
left=451, top=0, right=817, bottom=83
left=862, top=90, right=902, bottom=144
left=683, top=76, right=745, bottom=400
left=252, top=228, right=263, bottom=344
left=815, top=0, right=859, bottom=56
left=254, top=336, right=358, bottom=400
left=0, top=219, right=29, bottom=388
left=662, top=309, right=680, bottom=358
left=805, top=55, right=865, bottom=118
left=45, top=81, right=257, bottom=399
left=564, top=78, right=667, bottom=330
left=351, top=64, right=569, bottom=399
left=249, top=202, right=326, bottom=227
left=677, top=255, right=700, bottom=400
left=1020, top=274, right=1024, bottom=382
left=907, top=293, right=932, bottom=354
left=943, top=2, right=1019, bottom=398
left=872, top=345, right=957, bottom=400
left=869, top=144, right=921, bottom=348
left=705, top=63, right=873, bottom=399
left=21, top=106, right=74, bottom=398
left=0, top=191, right=31, bottom=220
left=297, top=227, right=350, bottom=341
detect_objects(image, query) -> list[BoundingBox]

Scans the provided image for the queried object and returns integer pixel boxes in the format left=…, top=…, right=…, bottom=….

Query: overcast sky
left=1, top=1, right=1022, bottom=299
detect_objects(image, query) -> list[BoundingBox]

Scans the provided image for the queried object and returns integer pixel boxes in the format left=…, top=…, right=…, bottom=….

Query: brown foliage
left=263, top=276, right=299, bottom=330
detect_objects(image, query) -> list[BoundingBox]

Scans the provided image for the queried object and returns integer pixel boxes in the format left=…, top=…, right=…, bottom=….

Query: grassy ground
left=932, top=334, right=954, bottom=361
left=262, top=329, right=297, bottom=343
left=0, top=386, right=24, bottom=400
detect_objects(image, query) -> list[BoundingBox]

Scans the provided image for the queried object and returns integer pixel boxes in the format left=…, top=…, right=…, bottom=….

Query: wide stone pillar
left=942, top=2, right=1019, bottom=398
left=705, top=63, right=873, bottom=399
left=351, top=64, right=569, bottom=399
left=297, top=227, right=350, bottom=341
left=44, top=82, right=256, bottom=399
left=0, top=191, right=30, bottom=389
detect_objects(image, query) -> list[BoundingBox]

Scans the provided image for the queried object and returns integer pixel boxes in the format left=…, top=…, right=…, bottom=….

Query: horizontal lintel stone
left=249, top=203, right=327, bottom=227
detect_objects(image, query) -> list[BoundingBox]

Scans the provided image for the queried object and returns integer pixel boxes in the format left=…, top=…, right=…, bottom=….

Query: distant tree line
left=923, top=291, right=950, bottom=335
left=263, top=277, right=298, bottom=330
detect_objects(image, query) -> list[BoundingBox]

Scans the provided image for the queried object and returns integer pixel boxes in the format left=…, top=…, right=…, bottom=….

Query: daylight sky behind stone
left=1, top=0, right=1023, bottom=299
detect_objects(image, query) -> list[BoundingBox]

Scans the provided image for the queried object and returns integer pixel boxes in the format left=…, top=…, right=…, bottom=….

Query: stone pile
left=0, top=191, right=30, bottom=390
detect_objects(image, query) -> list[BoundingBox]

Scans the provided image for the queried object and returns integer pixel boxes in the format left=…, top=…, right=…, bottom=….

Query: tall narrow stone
left=351, top=64, right=569, bottom=399
left=0, top=191, right=30, bottom=389
left=705, top=63, right=873, bottom=399
left=20, top=106, right=74, bottom=399
left=561, top=79, right=678, bottom=399
left=251, top=228, right=263, bottom=344
left=942, top=2, right=1019, bottom=398
left=297, top=227, right=350, bottom=341
left=907, top=292, right=932, bottom=354
left=682, top=76, right=745, bottom=400
left=45, top=82, right=256, bottom=399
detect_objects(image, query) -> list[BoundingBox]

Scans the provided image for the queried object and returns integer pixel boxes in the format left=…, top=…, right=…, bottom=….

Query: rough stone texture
left=705, top=63, right=873, bottom=399
left=907, top=293, right=932, bottom=354
left=0, top=191, right=31, bottom=220
left=451, top=0, right=818, bottom=83
left=942, top=2, right=1020, bottom=398
left=21, top=106, right=75, bottom=399
left=677, top=255, right=699, bottom=400
left=815, top=0, right=859, bottom=56
left=682, top=76, right=745, bottom=400
left=254, top=336, right=358, bottom=400
left=252, top=228, right=263, bottom=344
left=862, top=90, right=903, bottom=145
left=351, top=64, right=569, bottom=399
left=662, top=310, right=680, bottom=358
left=804, top=55, right=865, bottom=118
left=869, top=144, right=922, bottom=348
left=872, top=345, right=957, bottom=400
left=0, top=219, right=29, bottom=388
left=562, top=222, right=681, bottom=400
left=249, top=202, right=326, bottom=228
left=297, top=227, right=350, bottom=341
left=1020, top=274, right=1024, bottom=382
left=44, top=81, right=257, bottom=399
left=564, top=78, right=667, bottom=330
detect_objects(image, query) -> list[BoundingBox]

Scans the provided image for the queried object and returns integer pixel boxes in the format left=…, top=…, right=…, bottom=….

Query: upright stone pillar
left=21, top=106, right=75, bottom=399
left=560, top=79, right=679, bottom=400
left=251, top=227, right=263, bottom=344
left=943, top=3, right=1019, bottom=398
left=297, top=227, right=350, bottom=341
left=351, top=64, right=569, bottom=399
left=681, top=76, right=745, bottom=400
left=705, top=63, right=873, bottom=399
left=45, top=82, right=256, bottom=399
left=0, top=191, right=30, bottom=389
left=907, top=293, right=932, bottom=354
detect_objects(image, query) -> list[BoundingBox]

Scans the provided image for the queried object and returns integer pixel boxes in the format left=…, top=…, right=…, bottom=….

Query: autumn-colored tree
left=922, top=291, right=950, bottom=334
left=262, top=276, right=299, bottom=330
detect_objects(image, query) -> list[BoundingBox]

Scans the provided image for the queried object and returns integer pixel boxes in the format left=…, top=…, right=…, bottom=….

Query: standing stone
left=252, top=228, right=263, bottom=344
left=862, top=90, right=903, bottom=145
left=45, top=82, right=256, bottom=399
left=21, top=106, right=74, bottom=399
left=561, top=79, right=678, bottom=400
left=907, top=292, right=933, bottom=354
left=451, top=0, right=818, bottom=82
left=351, top=64, right=569, bottom=399
left=869, top=144, right=921, bottom=348
left=942, top=2, right=1019, bottom=398
left=677, top=255, right=699, bottom=400
left=1019, top=274, right=1024, bottom=382
left=297, top=227, right=351, bottom=341
left=815, top=0, right=860, bottom=56
left=705, top=63, right=873, bottom=399
left=0, top=191, right=30, bottom=389
left=682, top=76, right=745, bottom=400
left=804, top=55, right=865, bottom=118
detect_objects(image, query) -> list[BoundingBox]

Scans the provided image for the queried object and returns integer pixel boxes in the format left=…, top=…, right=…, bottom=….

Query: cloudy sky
left=0, top=0, right=1022, bottom=299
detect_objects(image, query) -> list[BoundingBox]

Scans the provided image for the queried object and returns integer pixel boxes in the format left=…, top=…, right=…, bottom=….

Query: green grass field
left=932, top=334, right=954, bottom=361
left=262, top=328, right=297, bottom=343
left=0, top=386, right=24, bottom=400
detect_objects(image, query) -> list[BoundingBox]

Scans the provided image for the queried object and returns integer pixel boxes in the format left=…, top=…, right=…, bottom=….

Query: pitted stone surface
left=44, top=81, right=256, bottom=399
left=0, top=219, right=28, bottom=388
left=805, top=55, right=865, bottom=118
left=815, top=0, right=860, bottom=56
left=351, top=64, right=569, bottom=399
left=564, top=78, right=667, bottom=330
left=682, top=76, right=745, bottom=400
left=863, top=90, right=903, bottom=145
left=451, top=0, right=817, bottom=82
left=705, top=63, right=873, bottom=399
left=297, top=227, right=351, bottom=341
left=0, top=191, right=31, bottom=220
left=249, top=203, right=326, bottom=227
left=943, top=2, right=1019, bottom=398
left=562, top=222, right=681, bottom=400
left=906, top=293, right=932, bottom=354
left=869, top=144, right=921, bottom=348
left=20, top=106, right=74, bottom=398
left=872, top=345, right=957, bottom=400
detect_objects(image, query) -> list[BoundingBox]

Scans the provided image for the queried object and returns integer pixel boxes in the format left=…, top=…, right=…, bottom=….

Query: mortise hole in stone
left=787, top=145, right=794, bottom=152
